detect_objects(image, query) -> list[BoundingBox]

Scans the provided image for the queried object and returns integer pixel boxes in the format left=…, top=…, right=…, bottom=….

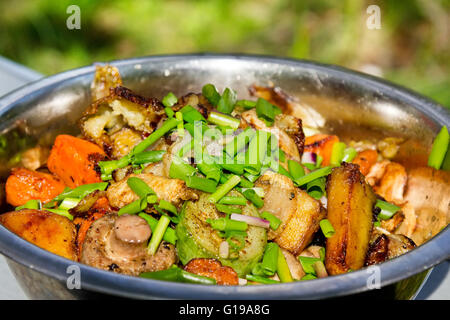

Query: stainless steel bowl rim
left=0, top=54, right=448, bottom=299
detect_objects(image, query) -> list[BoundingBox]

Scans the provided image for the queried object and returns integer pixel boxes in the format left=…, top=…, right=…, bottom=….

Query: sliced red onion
left=302, top=152, right=317, bottom=164
left=219, top=241, right=229, bottom=259
left=230, top=213, right=270, bottom=229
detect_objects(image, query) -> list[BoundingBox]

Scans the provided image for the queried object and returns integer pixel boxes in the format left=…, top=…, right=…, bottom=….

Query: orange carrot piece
left=73, top=196, right=111, bottom=259
left=184, top=258, right=239, bottom=285
left=47, top=135, right=107, bottom=188
left=353, top=149, right=378, bottom=176
left=5, top=168, right=66, bottom=207
left=304, top=134, right=340, bottom=166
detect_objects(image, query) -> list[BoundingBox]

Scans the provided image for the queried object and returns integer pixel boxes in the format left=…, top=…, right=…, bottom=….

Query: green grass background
left=0, top=0, right=448, bottom=107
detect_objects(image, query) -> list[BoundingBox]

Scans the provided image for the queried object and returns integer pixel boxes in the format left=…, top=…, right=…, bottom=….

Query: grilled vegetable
left=325, top=163, right=376, bottom=275
left=5, top=168, right=65, bottom=206
left=184, top=258, right=239, bottom=285
left=304, top=134, right=339, bottom=167
left=352, top=149, right=378, bottom=176
left=0, top=209, right=77, bottom=260
left=176, top=192, right=267, bottom=277
left=256, top=171, right=326, bottom=255
left=106, top=173, right=198, bottom=208
left=47, top=135, right=107, bottom=188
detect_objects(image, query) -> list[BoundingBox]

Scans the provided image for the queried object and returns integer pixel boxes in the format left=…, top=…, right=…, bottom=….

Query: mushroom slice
left=81, top=214, right=176, bottom=275
left=106, top=173, right=198, bottom=209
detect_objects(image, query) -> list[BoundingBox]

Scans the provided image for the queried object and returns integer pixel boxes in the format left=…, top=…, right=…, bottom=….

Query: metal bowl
left=0, top=54, right=448, bottom=299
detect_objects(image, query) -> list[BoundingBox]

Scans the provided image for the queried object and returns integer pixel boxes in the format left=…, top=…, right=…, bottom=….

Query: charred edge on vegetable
left=89, top=152, right=109, bottom=177
left=365, top=234, right=389, bottom=266
left=293, top=118, right=305, bottom=156
left=305, top=135, right=336, bottom=150
left=112, top=86, right=165, bottom=111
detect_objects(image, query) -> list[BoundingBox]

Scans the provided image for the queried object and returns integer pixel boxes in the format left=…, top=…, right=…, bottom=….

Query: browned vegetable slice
left=106, top=173, right=198, bottom=208
left=5, top=168, right=66, bottom=207
left=256, top=171, right=325, bottom=255
left=365, top=234, right=389, bottom=266
left=184, top=258, right=239, bottom=285
left=91, top=65, right=122, bottom=101
left=325, top=163, right=376, bottom=275
left=0, top=209, right=77, bottom=260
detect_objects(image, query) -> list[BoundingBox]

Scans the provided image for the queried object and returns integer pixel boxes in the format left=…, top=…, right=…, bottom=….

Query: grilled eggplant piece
left=256, top=171, right=325, bottom=255
left=106, top=173, right=198, bottom=208
left=81, top=214, right=176, bottom=275
left=241, top=109, right=305, bottom=161
left=325, top=163, right=377, bottom=275
left=402, top=167, right=450, bottom=245
left=0, top=209, right=77, bottom=260
left=365, top=234, right=389, bottom=266
left=176, top=192, right=267, bottom=277
left=80, top=86, right=165, bottom=157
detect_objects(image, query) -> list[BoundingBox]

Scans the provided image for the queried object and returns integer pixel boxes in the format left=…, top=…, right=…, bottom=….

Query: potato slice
left=325, top=163, right=376, bottom=275
left=0, top=209, right=77, bottom=260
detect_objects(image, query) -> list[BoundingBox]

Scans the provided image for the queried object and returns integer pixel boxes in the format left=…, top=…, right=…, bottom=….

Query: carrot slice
left=304, top=134, right=339, bottom=166
left=73, top=196, right=111, bottom=259
left=353, top=149, right=378, bottom=176
left=184, top=258, right=239, bottom=285
left=5, top=168, right=66, bottom=207
left=47, top=135, right=107, bottom=188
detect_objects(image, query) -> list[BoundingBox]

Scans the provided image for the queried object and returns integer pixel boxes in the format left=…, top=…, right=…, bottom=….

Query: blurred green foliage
left=0, top=0, right=448, bottom=106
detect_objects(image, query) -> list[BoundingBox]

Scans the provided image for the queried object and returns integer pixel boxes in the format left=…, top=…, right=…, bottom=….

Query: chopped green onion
left=169, top=156, right=197, bottom=181
left=298, top=256, right=320, bottom=275
left=157, top=200, right=178, bottom=215
left=241, top=187, right=264, bottom=198
left=45, top=208, right=73, bottom=220
left=330, top=142, right=347, bottom=167
left=255, top=98, right=280, bottom=125
left=207, top=111, right=240, bottom=130
left=118, top=198, right=147, bottom=216
left=98, top=155, right=131, bottom=176
left=217, top=88, right=237, bottom=114
left=342, top=147, right=357, bottom=163
left=428, top=126, right=449, bottom=170
left=306, top=177, right=326, bottom=200
left=148, top=215, right=171, bottom=255
left=260, top=211, right=281, bottom=230
left=294, top=166, right=332, bottom=187
left=164, top=107, right=174, bottom=118
left=246, top=274, right=280, bottom=284
left=202, top=84, right=221, bottom=106
left=58, top=197, right=80, bottom=210
left=301, top=274, right=317, bottom=281
left=132, top=150, right=165, bottom=165
left=241, top=188, right=264, bottom=208
left=186, top=175, right=217, bottom=193
left=442, top=147, right=450, bottom=171
left=140, top=266, right=216, bottom=285
left=319, top=247, right=326, bottom=261
left=197, top=161, right=221, bottom=183
left=236, top=99, right=257, bottom=109
left=138, top=213, right=177, bottom=244
left=53, top=182, right=108, bottom=202
left=261, top=242, right=279, bottom=276
left=178, top=139, right=194, bottom=157
left=162, top=92, right=178, bottom=108
left=288, top=160, right=305, bottom=180
left=375, top=199, right=400, bottom=220
left=208, top=175, right=241, bottom=203
left=319, top=219, right=335, bottom=238
left=133, top=118, right=179, bottom=154
left=127, top=177, right=155, bottom=198
left=179, top=105, right=206, bottom=123
left=175, top=111, right=184, bottom=137
left=206, top=217, right=248, bottom=232
left=218, top=196, right=247, bottom=206
left=277, top=249, right=294, bottom=282
left=215, top=204, right=242, bottom=215
left=15, top=199, right=41, bottom=211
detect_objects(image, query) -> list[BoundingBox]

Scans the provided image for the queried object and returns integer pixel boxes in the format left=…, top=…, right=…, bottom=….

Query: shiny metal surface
left=0, top=54, right=448, bottom=299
